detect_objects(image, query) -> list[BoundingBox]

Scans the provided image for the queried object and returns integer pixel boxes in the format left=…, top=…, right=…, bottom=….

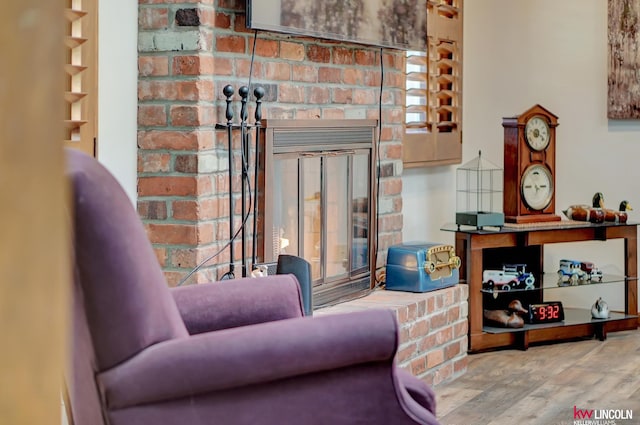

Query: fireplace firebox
left=258, top=120, right=378, bottom=308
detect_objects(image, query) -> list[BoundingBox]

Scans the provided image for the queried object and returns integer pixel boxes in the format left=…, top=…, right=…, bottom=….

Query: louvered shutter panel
left=406, top=51, right=429, bottom=130
left=64, top=0, right=97, bottom=155
left=404, top=0, right=462, bottom=167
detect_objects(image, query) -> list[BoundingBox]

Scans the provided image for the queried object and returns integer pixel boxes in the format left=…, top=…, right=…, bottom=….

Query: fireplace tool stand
left=217, top=84, right=264, bottom=278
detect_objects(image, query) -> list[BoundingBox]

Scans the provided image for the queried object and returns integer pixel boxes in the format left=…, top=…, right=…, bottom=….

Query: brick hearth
left=316, top=285, right=468, bottom=386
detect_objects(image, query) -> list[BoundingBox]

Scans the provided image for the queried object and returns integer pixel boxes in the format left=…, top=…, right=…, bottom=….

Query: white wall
left=98, top=0, right=138, bottom=203
left=403, top=0, right=640, bottom=310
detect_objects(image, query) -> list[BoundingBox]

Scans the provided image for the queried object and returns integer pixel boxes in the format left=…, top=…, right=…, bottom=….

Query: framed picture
left=246, top=0, right=427, bottom=51
left=608, top=0, right=640, bottom=118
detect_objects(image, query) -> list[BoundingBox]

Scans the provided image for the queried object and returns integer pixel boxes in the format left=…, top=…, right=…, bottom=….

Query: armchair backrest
left=66, top=149, right=188, bottom=423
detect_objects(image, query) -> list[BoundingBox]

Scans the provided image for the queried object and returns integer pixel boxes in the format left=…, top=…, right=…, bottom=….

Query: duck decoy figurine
left=563, top=194, right=605, bottom=223
left=563, top=204, right=605, bottom=223
left=593, top=192, right=632, bottom=223
left=483, top=299, right=528, bottom=328
left=591, top=297, right=609, bottom=319
left=483, top=309, right=524, bottom=328
left=613, top=200, right=633, bottom=223
left=563, top=193, right=632, bottom=223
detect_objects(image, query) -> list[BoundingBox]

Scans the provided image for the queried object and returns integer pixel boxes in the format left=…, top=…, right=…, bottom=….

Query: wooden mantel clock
left=502, top=104, right=561, bottom=224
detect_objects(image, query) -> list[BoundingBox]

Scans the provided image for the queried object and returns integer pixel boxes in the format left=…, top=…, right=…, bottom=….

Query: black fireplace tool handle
left=238, top=86, right=250, bottom=277
left=222, top=85, right=235, bottom=278
left=251, top=86, right=265, bottom=270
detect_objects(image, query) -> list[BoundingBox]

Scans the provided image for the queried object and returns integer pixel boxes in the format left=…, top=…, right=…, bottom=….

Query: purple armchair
left=65, top=148, right=439, bottom=425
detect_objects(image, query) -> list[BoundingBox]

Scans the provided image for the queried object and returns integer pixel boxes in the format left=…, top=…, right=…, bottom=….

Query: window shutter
left=64, top=0, right=97, bottom=156
left=403, top=0, right=462, bottom=167
left=405, top=51, right=428, bottom=130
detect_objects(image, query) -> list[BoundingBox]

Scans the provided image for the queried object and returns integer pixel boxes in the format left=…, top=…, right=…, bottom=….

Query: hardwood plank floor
left=434, top=330, right=640, bottom=425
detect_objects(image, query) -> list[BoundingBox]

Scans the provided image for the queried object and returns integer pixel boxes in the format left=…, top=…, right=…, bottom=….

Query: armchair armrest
left=98, top=309, right=399, bottom=410
left=170, top=275, right=305, bottom=334
left=397, top=368, right=437, bottom=415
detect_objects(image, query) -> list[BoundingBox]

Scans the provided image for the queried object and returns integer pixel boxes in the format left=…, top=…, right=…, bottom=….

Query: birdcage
left=456, top=151, right=504, bottom=229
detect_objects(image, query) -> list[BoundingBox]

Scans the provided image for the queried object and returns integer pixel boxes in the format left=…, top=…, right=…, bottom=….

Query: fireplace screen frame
left=258, top=119, right=378, bottom=308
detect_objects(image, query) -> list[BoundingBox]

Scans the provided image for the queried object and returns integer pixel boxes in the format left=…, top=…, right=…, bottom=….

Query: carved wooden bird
left=592, top=192, right=632, bottom=223
left=563, top=204, right=604, bottom=223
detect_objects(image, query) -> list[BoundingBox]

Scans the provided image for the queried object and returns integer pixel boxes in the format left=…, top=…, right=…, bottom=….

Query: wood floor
left=434, top=330, right=640, bottom=425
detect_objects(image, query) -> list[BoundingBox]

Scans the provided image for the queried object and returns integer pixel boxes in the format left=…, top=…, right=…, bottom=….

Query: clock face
left=525, top=116, right=551, bottom=151
left=521, top=164, right=553, bottom=210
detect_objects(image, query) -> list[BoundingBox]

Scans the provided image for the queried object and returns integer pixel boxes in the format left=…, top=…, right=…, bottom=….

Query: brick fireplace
left=137, top=0, right=405, bottom=284
left=136, top=0, right=467, bottom=385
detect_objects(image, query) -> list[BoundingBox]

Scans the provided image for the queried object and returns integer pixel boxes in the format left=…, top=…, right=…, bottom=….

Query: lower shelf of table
left=483, top=308, right=633, bottom=333
left=470, top=308, right=638, bottom=352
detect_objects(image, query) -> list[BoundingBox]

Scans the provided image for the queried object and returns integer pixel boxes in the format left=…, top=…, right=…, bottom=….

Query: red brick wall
left=138, top=0, right=405, bottom=285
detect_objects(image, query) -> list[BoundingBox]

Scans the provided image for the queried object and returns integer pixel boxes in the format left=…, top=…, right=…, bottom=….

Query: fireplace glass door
left=261, top=119, right=377, bottom=308
left=270, top=149, right=371, bottom=306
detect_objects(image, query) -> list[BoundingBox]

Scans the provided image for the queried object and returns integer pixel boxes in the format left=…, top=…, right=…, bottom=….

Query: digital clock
left=526, top=301, right=565, bottom=324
